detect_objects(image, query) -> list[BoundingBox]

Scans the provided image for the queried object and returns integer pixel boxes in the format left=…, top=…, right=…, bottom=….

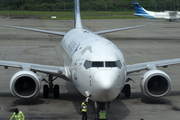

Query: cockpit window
left=84, top=60, right=122, bottom=69
left=116, top=60, right=122, bottom=69
left=92, top=62, right=104, bottom=67
left=105, top=61, right=117, bottom=67
left=84, top=60, right=91, bottom=69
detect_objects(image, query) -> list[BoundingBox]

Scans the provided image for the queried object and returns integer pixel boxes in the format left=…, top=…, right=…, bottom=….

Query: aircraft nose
left=92, top=70, right=120, bottom=102
left=93, top=70, right=117, bottom=90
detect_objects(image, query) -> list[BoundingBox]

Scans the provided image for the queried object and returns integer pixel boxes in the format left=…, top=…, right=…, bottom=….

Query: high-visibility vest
left=81, top=102, right=88, bottom=112
left=99, top=110, right=107, bottom=119
left=10, top=111, right=25, bottom=120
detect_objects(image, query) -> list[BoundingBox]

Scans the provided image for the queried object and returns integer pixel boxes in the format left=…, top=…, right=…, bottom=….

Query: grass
left=0, top=11, right=134, bottom=16
left=0, top=11, right=145, bottom=19
left=0, top=11, right=74, bottom=16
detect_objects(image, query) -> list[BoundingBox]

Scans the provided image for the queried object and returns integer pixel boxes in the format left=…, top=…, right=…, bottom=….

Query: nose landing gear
left=94, top=102, right=108, bottom=120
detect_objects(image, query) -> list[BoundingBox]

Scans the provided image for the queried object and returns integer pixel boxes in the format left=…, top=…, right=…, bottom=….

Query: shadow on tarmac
left=13, top=98, right=45, bottom=105
left=1, top=83, right=180, bottom=120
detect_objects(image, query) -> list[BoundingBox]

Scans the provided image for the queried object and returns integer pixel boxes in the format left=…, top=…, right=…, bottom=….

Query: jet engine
left=10, top=71, right=41, bottom=98
left=140, top=70, right=172, bottom=97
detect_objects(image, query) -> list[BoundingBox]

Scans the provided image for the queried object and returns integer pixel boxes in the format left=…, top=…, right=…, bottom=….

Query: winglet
left=74, top=0, right=83, bottom=29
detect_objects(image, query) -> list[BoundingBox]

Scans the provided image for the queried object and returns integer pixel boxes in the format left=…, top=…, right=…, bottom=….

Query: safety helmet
left=14, top=108, right=19, bottom=114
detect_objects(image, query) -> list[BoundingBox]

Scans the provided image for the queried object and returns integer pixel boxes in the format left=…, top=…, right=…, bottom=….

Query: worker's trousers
left=82, top=112, right=87, bottom=120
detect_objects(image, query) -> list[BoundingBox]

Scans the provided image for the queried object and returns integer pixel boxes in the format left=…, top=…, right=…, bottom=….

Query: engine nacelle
left=10, top=71, right=41, bottom=98
left=141, top=70, right=172, bottom=97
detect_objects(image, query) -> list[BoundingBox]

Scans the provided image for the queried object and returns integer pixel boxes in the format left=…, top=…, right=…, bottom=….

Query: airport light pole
left=176, top=0, right=179, bottom=10
left=105, top=3, right=107, bottom=11
left=64, top=3, right=65, bottom=11
left=22, top=0, right=24, bottom=11
left=151, top=0, right=157, bottom=11
left=164, top=2, right=166, bottom=11
left=169, top=0, right=172, bottom=10
left=154, top=0, right=157, bottom=11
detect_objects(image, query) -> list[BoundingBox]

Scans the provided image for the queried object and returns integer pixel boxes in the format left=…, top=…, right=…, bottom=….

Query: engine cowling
left=141, top=70, right=172, bottom=97
left=10, top=71, right=41, bottom=98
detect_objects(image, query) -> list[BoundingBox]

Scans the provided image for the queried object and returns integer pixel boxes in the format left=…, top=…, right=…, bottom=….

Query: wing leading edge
left=127, top=58, right=180, bottom=74
left=0, top=60, right=70, bottom=81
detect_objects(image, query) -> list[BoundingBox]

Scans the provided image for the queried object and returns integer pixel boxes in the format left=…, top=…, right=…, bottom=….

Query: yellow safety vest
left=81, top=102, right=88, bottom=112
left=99, top=110, right=107, bottom=119
left=10, top=111, right=25, bottom=120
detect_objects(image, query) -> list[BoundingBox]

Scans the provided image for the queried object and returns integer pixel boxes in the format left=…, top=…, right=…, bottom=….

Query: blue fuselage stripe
left=134, top=13, right=156, bottom=19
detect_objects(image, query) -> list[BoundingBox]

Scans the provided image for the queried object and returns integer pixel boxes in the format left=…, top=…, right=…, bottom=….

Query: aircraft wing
left=126, top=58, right=180, bottom=74
left=0, top=60, right=69, bottom=81
left=3, top=25, right=66, bottom=36
left=94, top=25, right=145, bottom=35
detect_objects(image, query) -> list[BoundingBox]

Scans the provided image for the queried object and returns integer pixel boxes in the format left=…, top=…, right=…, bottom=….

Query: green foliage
left=0, top=0, right=180, bottom=11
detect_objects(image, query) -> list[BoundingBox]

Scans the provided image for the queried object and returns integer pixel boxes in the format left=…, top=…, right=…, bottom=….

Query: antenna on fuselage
left=74, top=0, right=83, bottom=29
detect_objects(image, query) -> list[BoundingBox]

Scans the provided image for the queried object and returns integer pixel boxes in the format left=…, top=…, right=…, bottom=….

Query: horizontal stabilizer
left=94, top=25, right=146, bottom=35
left=3, top=25, right=66, bottom=36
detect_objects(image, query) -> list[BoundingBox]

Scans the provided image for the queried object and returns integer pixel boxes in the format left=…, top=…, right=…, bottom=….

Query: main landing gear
left=169, top=19, right=174, bottom=22
left=42, top=75, right=60, bottom=98
left=121, top=78, right=133, bottom=98
left=121, top=84, right=131, bottom=98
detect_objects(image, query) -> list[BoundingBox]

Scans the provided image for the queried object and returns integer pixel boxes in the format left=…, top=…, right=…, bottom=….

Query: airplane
left=133, top=1, right=180, bottom=22
left=1, top=0, right=180, bottom=118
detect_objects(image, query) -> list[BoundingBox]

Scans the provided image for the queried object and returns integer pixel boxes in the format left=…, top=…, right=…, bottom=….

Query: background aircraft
left=133, top=1, right=180, bottom=21
left=1, top=0, right=180, bottom=119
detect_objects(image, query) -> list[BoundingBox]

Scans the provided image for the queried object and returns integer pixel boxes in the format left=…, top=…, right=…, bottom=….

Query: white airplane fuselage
left=146, top=10, right=180, bottom=20
left=60, top=28, right=127, bottom=102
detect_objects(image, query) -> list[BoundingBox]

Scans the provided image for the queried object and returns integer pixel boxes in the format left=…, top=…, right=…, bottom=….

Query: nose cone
left=93, top=70, right=120, bottom=102
left=93, top=70, right=117, bottom=89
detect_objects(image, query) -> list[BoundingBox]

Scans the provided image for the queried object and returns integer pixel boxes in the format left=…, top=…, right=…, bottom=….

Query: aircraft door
left=74, top=58, right=84, bottom=81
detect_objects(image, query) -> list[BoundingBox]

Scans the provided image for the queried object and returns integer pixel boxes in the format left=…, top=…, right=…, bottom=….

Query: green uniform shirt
left=10, top=111, right=25, bottom=120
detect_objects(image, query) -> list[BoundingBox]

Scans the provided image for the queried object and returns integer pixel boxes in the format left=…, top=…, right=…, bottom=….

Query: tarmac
left=0, top=16, right=180, bottom=120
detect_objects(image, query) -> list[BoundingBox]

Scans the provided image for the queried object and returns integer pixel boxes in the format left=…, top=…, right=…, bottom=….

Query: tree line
left=0, top=0, right=179, bottom=11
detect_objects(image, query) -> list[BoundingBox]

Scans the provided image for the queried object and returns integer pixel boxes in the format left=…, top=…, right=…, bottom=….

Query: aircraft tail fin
left=74, top=0, right=83, bottom=29
left=133, top=1, right=148, bottom=14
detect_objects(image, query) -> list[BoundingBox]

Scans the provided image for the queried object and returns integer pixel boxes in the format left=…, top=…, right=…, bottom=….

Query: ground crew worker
left=10, top=108, right=25, bottom=120
left=98, top=110, right=107, bottom=120
left=81, top=97, right=89, bottom=120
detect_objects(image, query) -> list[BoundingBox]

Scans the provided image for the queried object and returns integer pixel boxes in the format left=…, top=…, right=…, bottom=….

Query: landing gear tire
left=54, top=84, right=60, bottom=98
left=43, top=85, right=49, bottom=98
left=124, top=84, right=131, bottom=98
left=169, top=19, right=174, bottom=22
